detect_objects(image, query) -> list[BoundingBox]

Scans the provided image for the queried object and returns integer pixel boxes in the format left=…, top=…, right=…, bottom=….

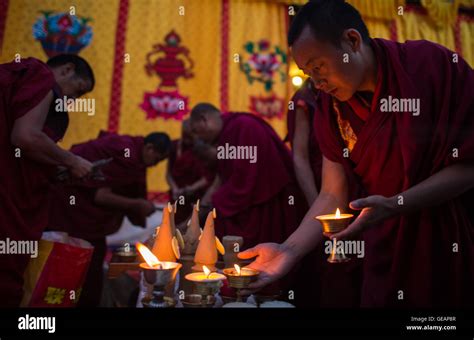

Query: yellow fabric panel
left=228, top=0, right=289, bottom=138
left=122, top=0, right=221, bottom=192
left=396, top=10, right=456, bottom=51
left=1, top=0, right=119, bottom=150
left=20, top=239, right=54, bottom=307
left=421, top=0, right=460, bottom=27
left=365, top=18, right=392, bottom=40
left=460, top=17, right=474, bottom=66
left=347, top=0, right=401, bottom=20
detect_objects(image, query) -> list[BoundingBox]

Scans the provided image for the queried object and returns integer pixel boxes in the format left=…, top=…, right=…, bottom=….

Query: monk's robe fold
left=286, top=79, right=322, bottom=190
left=314, top=38, right=474, bottom=307
left=212, top=113, right=307, bottom=248
left=49, top=131, right=147, bottom=239
left=0, top=58, right=66, bottom=306
left=168, top=139, right=214, bottom=224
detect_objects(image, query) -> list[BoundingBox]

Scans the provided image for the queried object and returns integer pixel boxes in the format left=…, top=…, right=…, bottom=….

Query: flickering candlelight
left=315, top=208, right=354, bottom=263
left=223, top=264, right=259, bottom=289
left=315, top=208, right=354, bottom=234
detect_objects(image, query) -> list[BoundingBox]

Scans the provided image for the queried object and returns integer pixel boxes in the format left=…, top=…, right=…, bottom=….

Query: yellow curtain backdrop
left=121, top=0, right=222, bottom=193
left=228, top=0, right=290, bottom=137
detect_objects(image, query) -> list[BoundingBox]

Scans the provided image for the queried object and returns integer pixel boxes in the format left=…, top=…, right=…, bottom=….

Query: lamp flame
left=196, top=199, right=200, bottom=212
left=136, top=242, right=162, bottom=269
left=234, top=264, right=241, bottom=276
left=335, top=208, right=341, bottom=219
left=212, top=208, right=217, bottom=219
left=203, top=265, right=211, bottom=278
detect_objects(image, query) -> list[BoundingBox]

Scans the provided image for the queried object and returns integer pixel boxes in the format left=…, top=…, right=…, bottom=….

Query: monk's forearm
left=13, top=130, right=76, bottom=167
left=389, top=162, right=474, bottom=214
left=293, top=154, right=318, bottom=204
left=166, top=170, right=178, bottom=191
left=187, top=177, right=208, bottom=192
left=282, top=192, right=342, bottom=261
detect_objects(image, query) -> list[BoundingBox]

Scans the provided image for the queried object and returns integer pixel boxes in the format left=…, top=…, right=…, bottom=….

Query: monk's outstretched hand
left=237, top=243, right=298, bottom=295
left=327, top=195, right=397, bottom=240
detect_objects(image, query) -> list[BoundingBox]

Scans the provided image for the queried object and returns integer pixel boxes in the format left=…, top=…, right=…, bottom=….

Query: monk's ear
left=343, top=29, right=362, bottom=52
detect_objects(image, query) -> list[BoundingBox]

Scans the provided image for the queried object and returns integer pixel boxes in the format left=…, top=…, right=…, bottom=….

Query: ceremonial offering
left=316, top=208, right=354, bottom=263
left=152, top=202, right=183, bottom=262
left=192, top=209, right=225, bottom=272
left=136, top=242, right=180, bottom=308
left=185, top=265, right=226, bottom=298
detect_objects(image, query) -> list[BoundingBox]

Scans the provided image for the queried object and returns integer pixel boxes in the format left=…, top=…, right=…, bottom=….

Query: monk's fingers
left=330, top=218, right=365, bottom=240
left=237, top=246, right=259, bottom=260
left=241, top=273, right=275, bottom=295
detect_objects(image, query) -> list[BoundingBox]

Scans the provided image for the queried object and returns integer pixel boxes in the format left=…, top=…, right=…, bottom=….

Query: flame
left=212, top=208, right=217, bottom=219
left=167, top=202, right=172, bottom=213
left=335, top=208, right=341, bottom=219
left=203, top=265, right=211, bottom=278
left=234, top=264, right=241, bottom=275
left=196, top=199, right=200, bottom=212
left=136, top=242, right=162, bottom=268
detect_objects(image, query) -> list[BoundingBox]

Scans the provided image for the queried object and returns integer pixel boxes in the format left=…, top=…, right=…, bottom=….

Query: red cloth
left=286, top=78, right=323, bottom=190
left=168, top=139, right=214, bottom=224
left=314, top=38, right=474, bottom=307
left=212, top=113, right=307, bottom=248
left=49, top=132, right=148, bottom=240
left=0, top=58, right=63, bottom=306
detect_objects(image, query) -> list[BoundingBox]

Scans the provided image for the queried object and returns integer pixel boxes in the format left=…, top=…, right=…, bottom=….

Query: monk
left=0, top=54, right=95, bottom=307
left=48, top=131, right=171, bottom=306
left=166, top=119, right=215, bottom=225
left=287, top=79, right=363, bottom=307
left=239, top=0, right=474, bottom=307
left=286, top=78, right=322, bottom=205
left=190, top=103, right=308, bottom=248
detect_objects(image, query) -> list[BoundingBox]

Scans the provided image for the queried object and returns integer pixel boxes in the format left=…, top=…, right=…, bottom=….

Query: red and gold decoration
left=141, top=30, right=194, bottom=121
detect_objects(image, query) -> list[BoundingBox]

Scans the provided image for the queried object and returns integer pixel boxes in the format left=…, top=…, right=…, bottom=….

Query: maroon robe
left=168, top=139, right=214, bottom=224
left=48, top=132, right=147, bottom=306
left=49, top=131, right=147, bottom=239
left=212, top=113, right=308, bottom=248
left=0, top=58, right=67, bottom=307
left=314, top=38, right=474, bottom=307
left=286, top=78, right=322, bottom=190
left=287, top=80, right=363, bottom=308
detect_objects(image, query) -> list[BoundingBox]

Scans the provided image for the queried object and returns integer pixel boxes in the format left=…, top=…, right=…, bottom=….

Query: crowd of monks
left=1, top=0, right=473, bottom=308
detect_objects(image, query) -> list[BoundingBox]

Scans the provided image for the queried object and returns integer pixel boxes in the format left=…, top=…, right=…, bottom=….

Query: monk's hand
left=237, top=243, right=298, bottom=295
left=69, top=155, right=93, bottom=179
left=327, top=195, right=397, bottom=240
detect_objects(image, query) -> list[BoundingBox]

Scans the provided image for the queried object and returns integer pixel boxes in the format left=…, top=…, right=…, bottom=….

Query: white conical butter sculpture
left=183, top=200, right=201, bottom=255
left=192, top=208, right=224, bottom=271
left=152, top=202, right=180, bottom=262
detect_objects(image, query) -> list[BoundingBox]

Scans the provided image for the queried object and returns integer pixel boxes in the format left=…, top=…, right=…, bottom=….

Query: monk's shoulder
left=227, top=113, right=267, bottom=132
left=400, top=40, right=454, bottom=74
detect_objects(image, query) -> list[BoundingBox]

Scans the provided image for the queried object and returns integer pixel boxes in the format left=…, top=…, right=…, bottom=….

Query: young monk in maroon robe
left=239, top=0, right=474, bottom=308
left=0, top=54, right=95, bottom=307
left=166, top=119, right=214, bottom=225
left=286, top=78, right=322, bottom=205
left=48, top=131, right=171, bottom=306
left=190, top=103, right=308, bottom=249
left=287, top=79, right=363, bottom=307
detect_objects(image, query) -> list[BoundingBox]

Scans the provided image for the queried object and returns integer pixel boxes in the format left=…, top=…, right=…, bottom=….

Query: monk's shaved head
left=142, top=132, right=171, bottom=166
left=289, top=0, right=377, bottom=101
left=288, top=0, right=370, bottom=48
left=190, top=103, right=220, bottom=120
left=190, top=103, right=223, bottom=144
